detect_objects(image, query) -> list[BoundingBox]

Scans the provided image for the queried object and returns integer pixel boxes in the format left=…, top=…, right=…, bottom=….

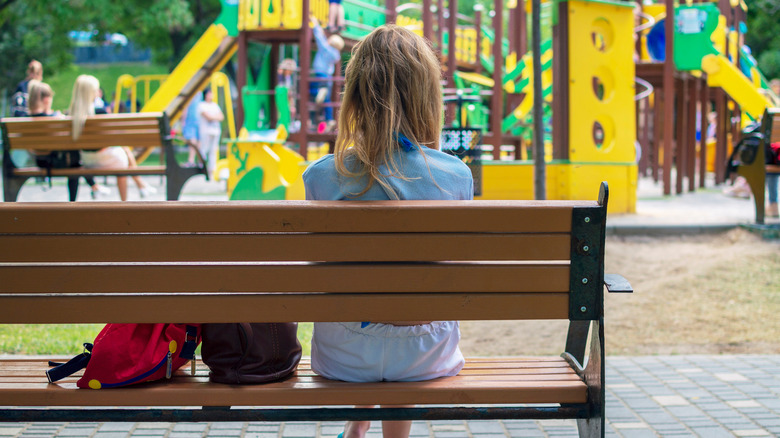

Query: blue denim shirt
left=303, top=146, right=474, bottom=201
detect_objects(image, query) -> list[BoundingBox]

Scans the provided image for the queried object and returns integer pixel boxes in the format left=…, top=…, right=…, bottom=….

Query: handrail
left=635, top=77, right=654, bottom=102
left=635, top=12, right=661, bottom=33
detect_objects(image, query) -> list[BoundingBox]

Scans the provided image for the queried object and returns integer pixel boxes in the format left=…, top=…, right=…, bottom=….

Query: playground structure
left=226, top=0, right=639, bottom=211
left=635, top=0, right=779, bottom=196
left=106, top=0, right=777, bottom=213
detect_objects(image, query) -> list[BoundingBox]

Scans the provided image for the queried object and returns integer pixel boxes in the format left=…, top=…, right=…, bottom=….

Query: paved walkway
left=3, top=173, right=779, bottom=437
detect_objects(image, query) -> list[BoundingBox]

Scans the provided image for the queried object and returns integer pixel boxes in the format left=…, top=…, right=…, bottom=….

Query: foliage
left=0, top=1, right=85, bottom=92
left=745, top=0, right=780, bottom=80
left=46, top=63, right=170, bottom=113
left=0, top=0, right=222, bottom=95
left=0, top=323, right=315, bottom=356
left=88, top=0, right=222, bottom=68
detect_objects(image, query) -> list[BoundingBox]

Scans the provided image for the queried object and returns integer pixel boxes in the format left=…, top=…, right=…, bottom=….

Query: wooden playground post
left=445, top=0, right=457, bottom=125
left=662, top=0, right=674, bottom=195
left=714, top=89, right=728, bottom=183
left=386, top=0, right=397, bottom=24
left=298, top=0, right=312, bottom=158
left=699, top=80, right=709, bottom=188
left=687, top=77, right=699, bottom=192
left=490, top=0, right=503, bottom=161
left=675, top=77, right=686, bottom=194
left=422, top=0, right=434, bottom=43
left=437, top=0, right=444, bottom=51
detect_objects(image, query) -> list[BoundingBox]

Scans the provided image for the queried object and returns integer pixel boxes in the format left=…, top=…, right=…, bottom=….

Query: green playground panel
left=343, top=0, right=386, bottom=40
left=215, top=0, right=240, bottom=36
left=673, top=3, right=719, bottom=71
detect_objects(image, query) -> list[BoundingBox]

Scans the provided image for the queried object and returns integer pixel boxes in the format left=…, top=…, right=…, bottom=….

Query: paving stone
left=690, top=426, right=735, bottom=438
left=169, top=433, right=201, bottom=438
left=733, top=429, right=772, bottom=437
left=467, top=422, right=504, bottom=434
left=281, top=423, right=317, bottom=437
left=56, top=428, right=96, bottom=437
left=172, top=423, right=207, bottom=432
left=93, top=433, right=131, bottom=438
left=207, top=423, right=244, bottom=430
left=129, top=429, right=169, bottom=436
left=98, top=424, right=135, bottom=432
left=665, top=405, right=706, bottom=419
left=133, top=424, right=171, bottom=430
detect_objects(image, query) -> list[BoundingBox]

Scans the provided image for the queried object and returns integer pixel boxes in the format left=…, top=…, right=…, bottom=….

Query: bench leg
left=164, top=145, right=207, bottom=201
left=3, top=174, right=28, bottom=202
left=738, top=166, right=765, bottom=225
left=563, top=319, right=604, bottom=438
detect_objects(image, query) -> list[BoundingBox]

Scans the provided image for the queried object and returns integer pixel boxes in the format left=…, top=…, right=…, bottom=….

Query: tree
left=0, top=1, right=89, bottom=92
left=88, top=0, right=222, bottom=68
left=745, top=0, right=780, bottom=80
left=0, top=0, right=223, bottom=94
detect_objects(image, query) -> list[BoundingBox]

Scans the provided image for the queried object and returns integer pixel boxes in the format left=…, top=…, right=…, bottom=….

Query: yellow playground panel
left=226, top=127, right=307, bottom=200
left=478, top=162, right=637, bottom=214
left=238, top=0, right=328, bottom=30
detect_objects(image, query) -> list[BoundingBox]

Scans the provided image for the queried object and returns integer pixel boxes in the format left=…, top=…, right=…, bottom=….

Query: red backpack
left=47, top=324, right=200, bottom=389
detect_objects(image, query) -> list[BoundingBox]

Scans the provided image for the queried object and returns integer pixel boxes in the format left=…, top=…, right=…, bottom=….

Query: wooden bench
left=1, top=112, right=207, bottom=202
left=0, top=182, right=631, bottom=437
left=727, top=108, right=780, bottom=223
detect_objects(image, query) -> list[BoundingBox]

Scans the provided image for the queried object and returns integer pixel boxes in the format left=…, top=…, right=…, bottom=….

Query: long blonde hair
left=27, top=80, right=53, bottom=115
left=69, top=75, right=100, bottom=140
left=334, top=25, right=443, bottom=197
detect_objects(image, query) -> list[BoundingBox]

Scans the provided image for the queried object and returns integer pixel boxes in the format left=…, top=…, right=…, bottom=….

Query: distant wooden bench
left=0, top=182, right=631, bottom=438
left=1, top=112, right=206, bottom=202
left=727, top=108, right=780, bottom=223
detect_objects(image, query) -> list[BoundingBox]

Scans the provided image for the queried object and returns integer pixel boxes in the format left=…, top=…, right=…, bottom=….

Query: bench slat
left=0, top=201, right=597, bottom=233
left=11, top=166, right=167, bottom=177
left=0, top=263, right=570, bottom=294
left=0, top=292, right=570, bottom=322
left=0, top=233, right=572, bottom=262
left=9, top=136, right=162, bottom=150
left=0, top=358, right=587, bottom=407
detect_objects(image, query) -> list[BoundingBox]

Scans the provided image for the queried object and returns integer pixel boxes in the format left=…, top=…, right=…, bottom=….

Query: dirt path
left=458, top=229, right=780, bottom=356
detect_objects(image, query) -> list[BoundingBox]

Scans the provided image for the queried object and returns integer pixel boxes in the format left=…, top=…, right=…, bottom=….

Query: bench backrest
left=0, top=113, right=166, bottom=151
left=0, top=184, right=609, bottom=325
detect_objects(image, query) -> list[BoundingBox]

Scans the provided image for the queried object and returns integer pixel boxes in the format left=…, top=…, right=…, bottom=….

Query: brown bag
left=201, top=323, right=302, bottom=384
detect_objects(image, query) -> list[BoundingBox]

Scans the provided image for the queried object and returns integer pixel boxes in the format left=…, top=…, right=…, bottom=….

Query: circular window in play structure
left=590, top=18, right=614, bottom=53
left=592, top=116, right=615, bottom=152
left=591, top=66, right=615, bottom=103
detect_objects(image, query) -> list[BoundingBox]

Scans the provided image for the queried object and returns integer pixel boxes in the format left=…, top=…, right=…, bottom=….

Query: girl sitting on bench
left=302, top=25, right=474, bottom=438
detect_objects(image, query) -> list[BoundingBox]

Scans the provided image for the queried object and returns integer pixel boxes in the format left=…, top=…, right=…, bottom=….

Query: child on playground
left=196, top=88, right=224, bottom=179
left=310, top=15, right=344, bottom=130
left=302, top=25, right=473, bottom=438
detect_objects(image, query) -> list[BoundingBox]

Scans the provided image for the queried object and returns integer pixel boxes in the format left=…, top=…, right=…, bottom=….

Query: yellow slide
left=702, top=54, right=772, bottom=120
left=141, top=24, right=237, bottom=123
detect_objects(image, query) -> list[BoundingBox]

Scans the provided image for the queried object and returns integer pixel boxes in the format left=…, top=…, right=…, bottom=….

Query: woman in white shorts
left=302, top=25, right=473, bottom=438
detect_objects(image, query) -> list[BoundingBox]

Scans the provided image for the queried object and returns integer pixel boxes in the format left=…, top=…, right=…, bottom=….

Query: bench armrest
left=604, top=274, right=633, bottom=293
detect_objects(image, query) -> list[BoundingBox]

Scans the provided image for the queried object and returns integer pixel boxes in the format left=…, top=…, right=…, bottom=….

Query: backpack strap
left=46, top=343, right=93, bottom=383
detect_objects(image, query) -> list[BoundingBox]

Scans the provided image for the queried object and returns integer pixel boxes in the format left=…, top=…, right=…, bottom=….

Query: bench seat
left=10, top=166, right=168, bottom=178
left=0, top=358, right=587, bottom=407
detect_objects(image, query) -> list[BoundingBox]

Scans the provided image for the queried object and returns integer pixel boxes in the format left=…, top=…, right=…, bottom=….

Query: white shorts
left=82, top=147, right=129, bottom=169
left=311, top=321, right=464, bottom=382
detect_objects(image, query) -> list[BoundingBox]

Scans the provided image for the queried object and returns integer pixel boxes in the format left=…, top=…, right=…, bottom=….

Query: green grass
left=46, top=63, right=170, bottom=113
left=0, top=323, right=314, bottom=356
